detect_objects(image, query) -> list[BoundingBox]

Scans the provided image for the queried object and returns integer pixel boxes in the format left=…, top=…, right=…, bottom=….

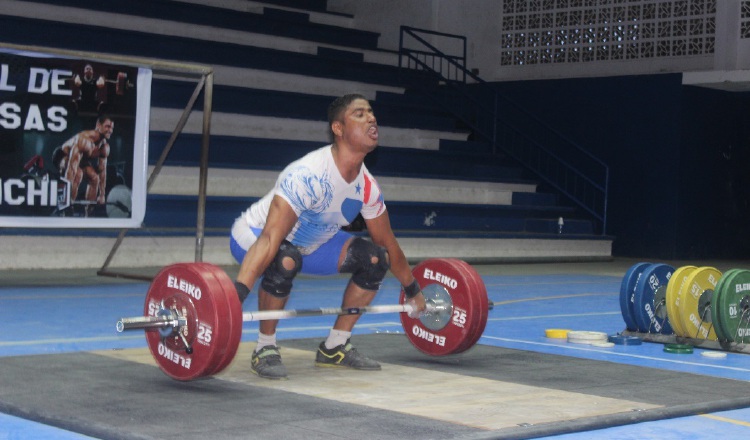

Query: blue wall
left=488, top=74, right=750, bottom=259
left=679, top=86, right=750, bottom=258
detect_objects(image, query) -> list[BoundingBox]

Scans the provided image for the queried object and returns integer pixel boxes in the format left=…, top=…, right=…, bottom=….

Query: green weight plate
left=663, top=343, right=694, bottom=354
left=716, top=269, right=744, bottom=342
left=665, top=266, right=696, bottom=337
left=716, top=269, right=750, bottom=343
left=677, top=267, right=721, bottom=341
left=711, top=268, right=742, bottom=341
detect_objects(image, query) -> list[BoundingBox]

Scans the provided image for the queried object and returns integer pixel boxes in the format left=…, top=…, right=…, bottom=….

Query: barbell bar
left=117, top=298, right=454, bottom=357
left=115, top=258, right=492, bottom=381
left=117, top=301, right=448, bottom=333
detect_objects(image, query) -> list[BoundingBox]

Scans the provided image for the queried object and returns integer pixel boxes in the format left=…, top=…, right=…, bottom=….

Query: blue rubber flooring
left=1, top=266, right=750, bottom=439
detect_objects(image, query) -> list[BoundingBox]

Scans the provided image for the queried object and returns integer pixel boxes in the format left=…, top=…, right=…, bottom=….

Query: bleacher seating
left=0, top=0, right=612, bottom=270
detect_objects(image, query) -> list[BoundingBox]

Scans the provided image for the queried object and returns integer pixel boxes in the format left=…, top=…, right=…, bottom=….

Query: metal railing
left=398, top=26, right=609, bottom=235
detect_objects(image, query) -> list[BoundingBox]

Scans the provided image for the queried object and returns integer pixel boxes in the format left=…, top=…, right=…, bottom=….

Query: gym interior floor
left=2, top=258, right=750, bottom=440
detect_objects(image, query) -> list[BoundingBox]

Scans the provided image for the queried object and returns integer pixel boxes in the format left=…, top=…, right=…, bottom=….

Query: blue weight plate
left=609, top=334, right=643, bottom=345
left=633, top=263, right=675, bottom=334
left=619, top=262, right=651, bottom=331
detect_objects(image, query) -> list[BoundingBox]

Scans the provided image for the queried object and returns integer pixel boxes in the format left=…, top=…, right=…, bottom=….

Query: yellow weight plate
left=677, top=266, right=721, bottom=341
left=666, top=266, right=696, bottom=337
left=545, top=329, right=571, bottom=339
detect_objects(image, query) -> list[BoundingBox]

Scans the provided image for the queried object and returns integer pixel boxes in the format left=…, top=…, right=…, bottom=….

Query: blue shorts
left=230, top=228, right=353, bottom=276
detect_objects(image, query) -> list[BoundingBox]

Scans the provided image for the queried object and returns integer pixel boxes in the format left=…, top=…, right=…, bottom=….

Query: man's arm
left=64, top=140, right=84, bottom=184
left=365, top=210, right=426, bottom=311
left=97, top=145, right=109, bottom=204
left=235, top=195, right=298, bottom=293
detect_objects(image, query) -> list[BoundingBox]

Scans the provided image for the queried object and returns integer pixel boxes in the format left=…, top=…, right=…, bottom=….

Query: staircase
left=0, top=0, right=613, bottom=270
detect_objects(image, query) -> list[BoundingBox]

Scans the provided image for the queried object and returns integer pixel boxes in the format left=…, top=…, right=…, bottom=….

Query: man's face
left=98, top=119, right=114, bottom=139
left=337, top=98, right=378, bottom=153
left=84, top=65, right=94, bottom=80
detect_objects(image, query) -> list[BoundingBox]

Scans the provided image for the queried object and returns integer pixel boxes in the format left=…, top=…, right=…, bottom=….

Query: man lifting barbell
left=115, top=96, right=491, bottom=382
left=116, top=257, right=491, bottom=381
left=229, top=94, right=427, bottom=379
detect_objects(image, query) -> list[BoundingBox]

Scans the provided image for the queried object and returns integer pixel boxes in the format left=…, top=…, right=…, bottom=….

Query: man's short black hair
left=327, top=94, right=368, bottom=139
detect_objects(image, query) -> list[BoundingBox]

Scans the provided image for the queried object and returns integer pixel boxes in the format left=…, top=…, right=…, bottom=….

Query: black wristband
left=403, top=280, right=421, bottom=299
left=234, top=280, right=250, bottom=303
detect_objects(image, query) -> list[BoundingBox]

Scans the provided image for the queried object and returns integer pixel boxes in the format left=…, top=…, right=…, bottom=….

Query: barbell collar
left=116, top=315, right=185, bottom=333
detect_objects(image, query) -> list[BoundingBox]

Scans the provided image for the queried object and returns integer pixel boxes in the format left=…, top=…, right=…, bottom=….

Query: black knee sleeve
left=340, top=237, right=390, bottom=291
left=260, top=240, right=302, bottom=298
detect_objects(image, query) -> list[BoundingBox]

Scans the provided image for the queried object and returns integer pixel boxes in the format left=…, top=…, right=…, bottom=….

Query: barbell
left=70, top=184, right=133, bottom=218
left=71, top=71, right=133, bottom=95
left=116, top=258, right=494, bottom=381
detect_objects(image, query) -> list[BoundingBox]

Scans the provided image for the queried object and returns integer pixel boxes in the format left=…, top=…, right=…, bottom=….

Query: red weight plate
left=400, top=258, right=488, bottom=356
left=145, top=263, right=229, bottom=381
left=199, top=263, right=243, bottom=375
left=443, top=259, right=488, bottom=354
left=450, top=259, right=489, bottom=353
left=144, top=263, right=230, bottom=381
left=190, top=263, right=233, bottom=377
left=435, top=258, right=487, bottom=354
left=201, top=264, right=243, bottom=376
left=422, top=258, right=488, bottom=355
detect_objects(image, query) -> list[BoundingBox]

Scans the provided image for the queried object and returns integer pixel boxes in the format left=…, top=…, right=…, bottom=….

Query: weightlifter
left=230, top=94, right=427, bottom=379
left=71, top=63, right=106, bottom=113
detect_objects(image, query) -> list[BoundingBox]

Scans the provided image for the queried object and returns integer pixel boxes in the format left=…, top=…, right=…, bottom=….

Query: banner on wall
left=0, top=49, right=151, bottom=227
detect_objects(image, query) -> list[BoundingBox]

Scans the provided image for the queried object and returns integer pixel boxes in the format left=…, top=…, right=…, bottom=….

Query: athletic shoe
left=315, top=339, right=381, bottom=370
left=251, top=345, right=288, bottom=379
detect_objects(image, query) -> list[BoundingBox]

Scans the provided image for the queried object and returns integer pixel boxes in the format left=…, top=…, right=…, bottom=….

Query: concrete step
left=0, top=1, right=399, bottom=66
left=146, top=166, right=537, bottom=203
left=150, top=109, right=470, bottom=150
left=0, top=234, right=613, bottom=270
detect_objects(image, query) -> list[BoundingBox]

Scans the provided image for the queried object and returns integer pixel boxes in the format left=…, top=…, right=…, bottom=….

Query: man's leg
left=315, top=236, right=389, bottom=370
left=68, top=166, right=83, bottom=203
left=83, top=166, right=99, bottom=202
left=250, top=240, right=301, bottom=380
